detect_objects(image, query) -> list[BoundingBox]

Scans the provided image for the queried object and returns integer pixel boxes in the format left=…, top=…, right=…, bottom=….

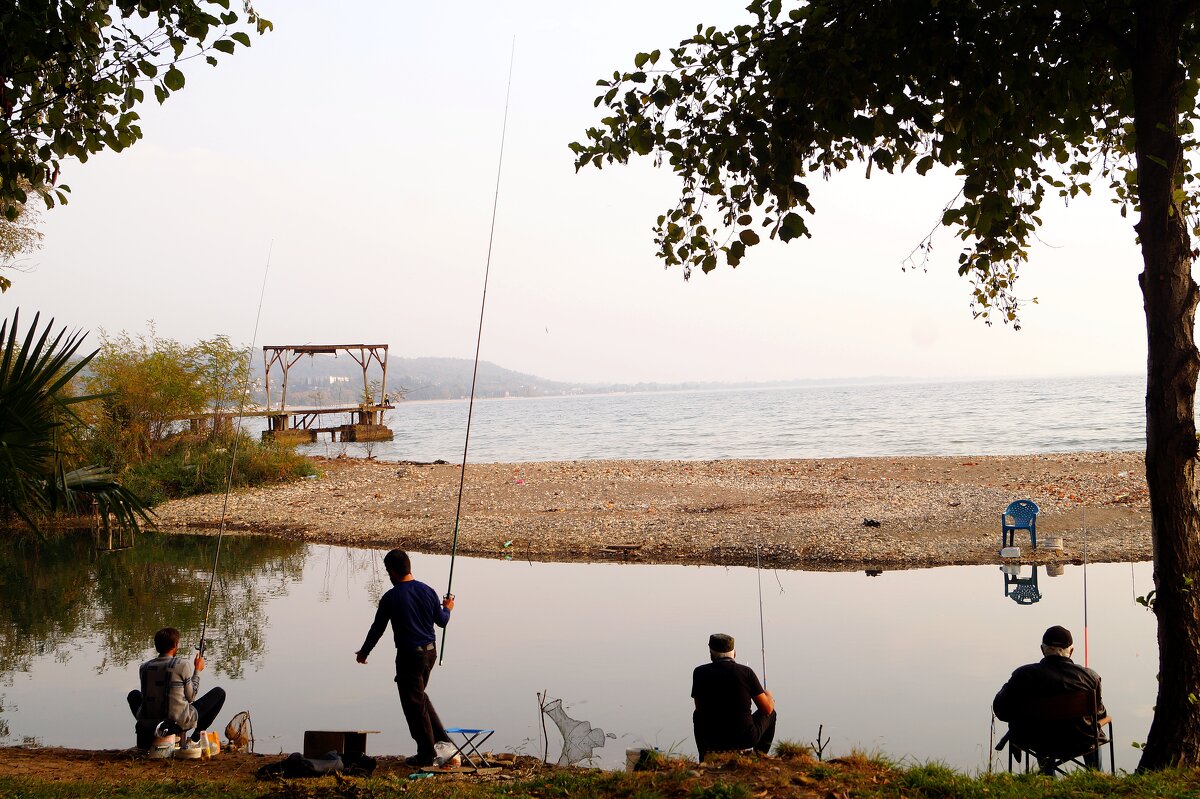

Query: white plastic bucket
left=147, top=740, right=175, bottom=759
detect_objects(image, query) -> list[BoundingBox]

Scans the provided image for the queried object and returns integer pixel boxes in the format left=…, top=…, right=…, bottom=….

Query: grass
left=3, top=758, right=1200, bottom=799
left=121, top=434, right=317, bottom=505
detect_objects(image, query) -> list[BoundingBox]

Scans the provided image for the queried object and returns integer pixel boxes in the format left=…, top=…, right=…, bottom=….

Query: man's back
left=137, top=655, right=198, bottom=730
left=692, top=659, right=762, bottom=750
left=994, top=655, right=1105, bottom=756
left=361, top=579, right=450, bottom=655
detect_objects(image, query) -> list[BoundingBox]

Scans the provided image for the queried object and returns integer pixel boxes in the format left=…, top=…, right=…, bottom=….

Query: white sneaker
left=175, top=739, right=203, bottom=759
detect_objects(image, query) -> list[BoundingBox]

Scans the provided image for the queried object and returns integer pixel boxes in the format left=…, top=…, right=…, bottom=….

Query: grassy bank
left=2, top=750, right=1199, bottom=799
left=122, top=435, right=317, bottom=506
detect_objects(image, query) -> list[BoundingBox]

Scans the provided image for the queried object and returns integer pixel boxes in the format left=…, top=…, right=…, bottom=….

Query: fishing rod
left=1082, top=503, right=1089, bottom=668
left=440, top=40, right=516, bottom=666
left=755, top=538, right=767, bottom=686
left=197, top=241, right=274, bottom=659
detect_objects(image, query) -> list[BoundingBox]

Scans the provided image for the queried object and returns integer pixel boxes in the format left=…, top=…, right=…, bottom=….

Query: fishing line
left=1130, top=520, right=1136, bottom=603
left=197, top=240, right=274, bottom=658
left=440, top=39, right=516, bottom=665
left=1082, top=503, right=1090, bottom=668
left=755, top=538, right=767, bottom=686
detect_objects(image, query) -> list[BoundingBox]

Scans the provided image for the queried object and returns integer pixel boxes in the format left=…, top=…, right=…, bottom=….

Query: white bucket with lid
left=147, top=738, right=175, bottom=759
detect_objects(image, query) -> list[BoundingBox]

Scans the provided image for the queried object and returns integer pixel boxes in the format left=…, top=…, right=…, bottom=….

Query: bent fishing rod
left=440, top=39, right=516, bottom=666
left=197, top=241, right=274, bottom=659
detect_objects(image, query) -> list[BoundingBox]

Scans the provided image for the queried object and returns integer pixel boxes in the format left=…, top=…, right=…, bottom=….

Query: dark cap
left=708, top=633, right=735, bottom=653
left=1042, top=625, right=1073, bottom=648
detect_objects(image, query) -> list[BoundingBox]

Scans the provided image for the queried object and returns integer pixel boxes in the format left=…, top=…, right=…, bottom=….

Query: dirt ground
left=153, top=451, right=1151, bottom=570
left=0, top=745, right=544, bottom=786
left=0, top=745, right=889, bottom=797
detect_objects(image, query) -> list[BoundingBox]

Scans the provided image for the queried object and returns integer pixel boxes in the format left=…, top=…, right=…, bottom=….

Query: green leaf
left=212, top=39, right=236, bottom=55
left=779, top=212, right=807, bottom=242
left=739, top=229, right=760, bottom=246
left=163, top=68, right=185, bottom=91
left=231, top=32, right=252, bottom=47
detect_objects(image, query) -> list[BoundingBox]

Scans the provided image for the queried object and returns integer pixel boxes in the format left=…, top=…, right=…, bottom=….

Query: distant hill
left=388, top=357, right=575, bottom=400
left=248, top=351, right=916, bottom=404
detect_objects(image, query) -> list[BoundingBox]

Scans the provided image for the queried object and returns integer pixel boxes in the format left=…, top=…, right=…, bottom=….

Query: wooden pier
left=260, top=343, right=394, bottom=443
left=263, top=402, right=394, bottom=444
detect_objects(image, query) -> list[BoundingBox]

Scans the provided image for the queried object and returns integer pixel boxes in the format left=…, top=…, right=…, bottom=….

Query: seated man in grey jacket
left=126, top=627, right=226, bottom=751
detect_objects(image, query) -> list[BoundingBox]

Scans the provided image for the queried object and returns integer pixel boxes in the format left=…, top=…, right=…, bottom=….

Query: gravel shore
left=151, top=451, right=1151, bottom=570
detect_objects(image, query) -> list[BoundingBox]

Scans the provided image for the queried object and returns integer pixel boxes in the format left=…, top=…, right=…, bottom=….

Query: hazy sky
left=7, top=1, right=1159, bottom=384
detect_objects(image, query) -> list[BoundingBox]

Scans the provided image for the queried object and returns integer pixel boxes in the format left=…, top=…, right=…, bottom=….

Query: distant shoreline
left=154, top=451, right=1151, bottom=570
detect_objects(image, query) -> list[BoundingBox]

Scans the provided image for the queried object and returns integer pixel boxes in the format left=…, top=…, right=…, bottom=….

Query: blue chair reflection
left=1001, top=564, right=1042, bottom=605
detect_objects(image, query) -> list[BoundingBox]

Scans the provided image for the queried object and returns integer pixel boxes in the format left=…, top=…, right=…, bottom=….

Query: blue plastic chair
left=1001, top=499, right=1039, bottom=549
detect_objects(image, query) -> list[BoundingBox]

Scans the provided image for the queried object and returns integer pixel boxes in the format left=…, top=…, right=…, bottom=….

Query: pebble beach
left=153, top=451, right=1151, bottom=570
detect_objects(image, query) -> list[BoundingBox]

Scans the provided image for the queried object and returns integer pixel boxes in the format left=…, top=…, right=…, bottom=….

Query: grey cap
left=708, top=633, right=735, bottom=653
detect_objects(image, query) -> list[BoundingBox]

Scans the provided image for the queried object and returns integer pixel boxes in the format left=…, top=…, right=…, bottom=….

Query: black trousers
left=696, top=709, right=777, bottom=762
left=127, top=687, right=226, bottom=749
left=395, top=646, right=447, bottom=762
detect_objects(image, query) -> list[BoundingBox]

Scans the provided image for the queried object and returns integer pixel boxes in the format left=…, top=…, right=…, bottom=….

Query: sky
left=5, top=1, right=1160, bottom=385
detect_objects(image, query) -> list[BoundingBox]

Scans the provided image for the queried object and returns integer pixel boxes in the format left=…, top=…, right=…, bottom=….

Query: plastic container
left=1044, top=536, right=1064, bottom=551
left=202, top=731, right=221, bottom=757
left=147, top=742, right=175, bottom=759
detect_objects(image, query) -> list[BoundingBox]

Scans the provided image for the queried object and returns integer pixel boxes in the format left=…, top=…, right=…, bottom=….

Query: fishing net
left=225, top=711, right=254, bottom=752
left=542, top=698, right=615, bottom=766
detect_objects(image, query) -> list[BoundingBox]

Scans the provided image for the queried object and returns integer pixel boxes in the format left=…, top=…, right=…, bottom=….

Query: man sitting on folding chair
left=993, top=625, right=1109, bottom=774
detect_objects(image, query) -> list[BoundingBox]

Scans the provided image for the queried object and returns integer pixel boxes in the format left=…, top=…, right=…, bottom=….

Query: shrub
left=123, top=434, right=316, bottom=505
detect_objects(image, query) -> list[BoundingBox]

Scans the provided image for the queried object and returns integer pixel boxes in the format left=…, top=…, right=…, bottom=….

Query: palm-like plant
left=0, top=309, right=151, bottom=533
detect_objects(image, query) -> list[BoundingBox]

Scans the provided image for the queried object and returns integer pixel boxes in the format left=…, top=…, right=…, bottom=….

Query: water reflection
left=0, top=532, right=306, bottom=682
left=1001, top=564, right=1043, bottom=605
left=1, top=538, right=1157, bottom=773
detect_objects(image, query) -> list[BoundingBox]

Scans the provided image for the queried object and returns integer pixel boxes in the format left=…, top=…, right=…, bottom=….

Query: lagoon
left=0, top=534, right=1155, bottom=772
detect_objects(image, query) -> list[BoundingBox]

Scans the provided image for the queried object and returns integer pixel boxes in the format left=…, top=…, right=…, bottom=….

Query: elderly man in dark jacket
left=691, top=633, right=776, bottom=762
left=993, top=625, right=1107, bottom=771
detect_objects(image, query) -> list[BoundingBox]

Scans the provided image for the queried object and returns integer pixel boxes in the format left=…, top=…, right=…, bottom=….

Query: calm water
left=279, top=374, right=1145, bottom=463
left=1, top=534, right=1156, bottom=772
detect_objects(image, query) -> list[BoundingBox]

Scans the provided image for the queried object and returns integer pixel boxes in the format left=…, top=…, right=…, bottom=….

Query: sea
left=285, top=374, right=1146, bottom=463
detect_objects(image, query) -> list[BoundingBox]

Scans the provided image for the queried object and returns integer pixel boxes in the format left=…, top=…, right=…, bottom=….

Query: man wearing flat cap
left=993, top=625, right=1107, bottom=770
left=690, top=633, right=776, bottom=761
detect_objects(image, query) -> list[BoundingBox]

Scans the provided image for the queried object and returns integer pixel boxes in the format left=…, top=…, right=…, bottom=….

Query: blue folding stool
left=443, top=727, right=495, bottom=768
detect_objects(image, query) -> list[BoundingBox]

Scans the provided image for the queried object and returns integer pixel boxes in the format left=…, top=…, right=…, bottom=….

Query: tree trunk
left=1134, top=0, right=1200, bottom=770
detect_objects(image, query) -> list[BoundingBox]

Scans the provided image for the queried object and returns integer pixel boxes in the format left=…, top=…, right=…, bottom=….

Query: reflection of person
left=993, top=625, right=1107, bottom=770
left=691, top=633, right=776, bottom=761
left=127, top=627, right=226, bottom=751
left=355, top=549, right=455, bottom=767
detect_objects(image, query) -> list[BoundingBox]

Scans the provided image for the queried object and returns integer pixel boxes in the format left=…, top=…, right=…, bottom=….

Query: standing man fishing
left=355, top=549, right=456, bottom=767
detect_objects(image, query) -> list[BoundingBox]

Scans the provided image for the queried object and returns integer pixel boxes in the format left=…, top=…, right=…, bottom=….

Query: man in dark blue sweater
left=356, top=550, right=455, bottom=767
